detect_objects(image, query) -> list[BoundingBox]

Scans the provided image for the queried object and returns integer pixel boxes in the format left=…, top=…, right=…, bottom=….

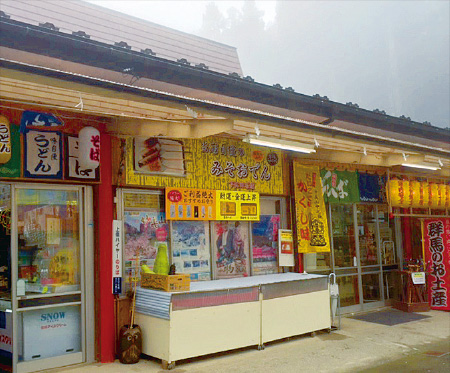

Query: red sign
left=423, top=218, right=450, bottom=311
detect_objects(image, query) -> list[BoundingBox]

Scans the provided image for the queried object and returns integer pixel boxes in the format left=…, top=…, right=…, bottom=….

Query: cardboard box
left=141, top=273, right=190, bottom=292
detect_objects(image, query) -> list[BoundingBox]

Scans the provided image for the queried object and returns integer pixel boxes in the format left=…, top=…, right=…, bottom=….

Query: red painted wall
left=95, top=132, right=115, bottom=363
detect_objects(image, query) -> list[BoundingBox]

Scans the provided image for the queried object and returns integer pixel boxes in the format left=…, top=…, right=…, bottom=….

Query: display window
left=118, top=190, right=287, bottom=283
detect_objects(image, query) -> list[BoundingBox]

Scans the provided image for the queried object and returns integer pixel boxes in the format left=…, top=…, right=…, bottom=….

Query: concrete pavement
left=48, top=308, right=450, bottom=373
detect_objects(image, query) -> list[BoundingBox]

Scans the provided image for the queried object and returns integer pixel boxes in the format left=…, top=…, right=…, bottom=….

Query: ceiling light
left=243, top=135, right=316, bottom=153
left=401, top=162, right=441, bottom=171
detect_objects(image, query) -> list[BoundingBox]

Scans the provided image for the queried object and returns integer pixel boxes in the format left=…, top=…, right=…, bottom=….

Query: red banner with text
left=423, top=218, right=450, bottom=311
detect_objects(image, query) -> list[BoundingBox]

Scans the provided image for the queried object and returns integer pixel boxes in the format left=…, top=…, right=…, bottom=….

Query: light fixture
left=401, top=162, right=441, bottom=171
left=243, top=135, right=316, bottom=153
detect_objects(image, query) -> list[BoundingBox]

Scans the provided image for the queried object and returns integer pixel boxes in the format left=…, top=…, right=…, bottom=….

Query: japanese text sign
left=423, top=218, right=450, bottom=311
left=126, top=136, right=283, bottom=194
left=66, top=135, right=99, bottom=180
left=321, top=169, right=360, bottom=203
left=293, top=163, right=330, bottom=253
left=112, top=220, right=123, bottom=294
left=24, top=130, right=62, bottom=179
left=0, top=115, right=11, bottom=164
left=216, top=190, right=260, bottom=221
left=166, top=187, right=216, bottom=220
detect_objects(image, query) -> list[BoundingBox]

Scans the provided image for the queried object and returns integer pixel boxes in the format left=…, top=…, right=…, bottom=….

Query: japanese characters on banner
left=0, top=116, right=11, bottom=164
left=166, top=187, right=216, bottom=220
left=112, top=220, right=123, bottom=294
left=358, top=172, right=387, bottom=203
left=78, top=126, right=100, bottom=170
left=216, top=190, right=259, bottom=221
left=24, top=130, right=62, bottom=179
left=321, top=169, right=360, bottom=203
left=423, top=218, right=450, bottom=311
left=125, top=137, right=283, bottom=194
left=293, top=163, right=330, bottom=253
left=389, top=180, right=450, bottom=209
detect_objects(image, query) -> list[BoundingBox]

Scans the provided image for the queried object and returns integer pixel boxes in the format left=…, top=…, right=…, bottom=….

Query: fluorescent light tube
left=401, top=163, right=440, bottom=171
left=243, top=135, right=316, bottom=153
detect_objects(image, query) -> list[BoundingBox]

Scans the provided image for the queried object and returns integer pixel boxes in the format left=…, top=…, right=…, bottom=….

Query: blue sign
left=113, top=277, right=122, bottom=294
left=20, top=111, right=64, bottom=133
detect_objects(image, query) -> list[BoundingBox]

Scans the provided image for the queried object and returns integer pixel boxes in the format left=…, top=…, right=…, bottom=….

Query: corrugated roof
left=0, top=0, right=243, bottom=76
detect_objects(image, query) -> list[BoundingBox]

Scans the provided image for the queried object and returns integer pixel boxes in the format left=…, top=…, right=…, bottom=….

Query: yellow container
left=141, top=273, right=190, bottom=292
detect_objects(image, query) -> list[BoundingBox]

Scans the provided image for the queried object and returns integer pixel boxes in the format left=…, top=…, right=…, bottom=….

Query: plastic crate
left=141, top=273, right=190, bottom=292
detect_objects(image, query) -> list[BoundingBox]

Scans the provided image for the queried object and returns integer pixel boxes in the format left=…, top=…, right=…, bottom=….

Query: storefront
left=0, top=105, right=99, bottom=372
left=112, top=136, right=332, bottom=368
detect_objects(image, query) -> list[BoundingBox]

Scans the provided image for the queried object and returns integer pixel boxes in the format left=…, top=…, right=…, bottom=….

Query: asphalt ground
left=46, top=308, right=449, bottom=373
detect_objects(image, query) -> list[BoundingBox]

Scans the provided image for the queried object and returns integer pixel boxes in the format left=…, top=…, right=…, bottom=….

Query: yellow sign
left=388, top=180, right=449, bottom=209
left=166, top=187, right=216, bottom=220
left=125, top=137, right=284, bottom=194
left=124, top=193, right=160, bottom=209
left=215, top=190, right=259, bottom=221
left=46, top=217, right=61, bottom=245
left=293, top=162, right=330, bottom=253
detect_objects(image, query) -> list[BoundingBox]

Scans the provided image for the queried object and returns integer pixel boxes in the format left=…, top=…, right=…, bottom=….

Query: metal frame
left=5, top=182, right=93, bottom=373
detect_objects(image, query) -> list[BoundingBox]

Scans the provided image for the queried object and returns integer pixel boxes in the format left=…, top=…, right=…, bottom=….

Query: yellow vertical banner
left=293, top=162, right=330, bottom=253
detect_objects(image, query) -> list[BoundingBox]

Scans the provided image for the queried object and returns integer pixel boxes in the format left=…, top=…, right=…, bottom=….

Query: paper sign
left=46, top=217, right=61, bottom=245
left=278, top=229, right=295, bottom=267
left=411, top=272, right=426, bottom=285
left=24, top=130, right=62, bottom=179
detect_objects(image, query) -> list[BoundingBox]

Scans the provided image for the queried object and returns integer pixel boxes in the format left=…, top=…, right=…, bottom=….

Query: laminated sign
left=294, top=163, right=330, bottom=253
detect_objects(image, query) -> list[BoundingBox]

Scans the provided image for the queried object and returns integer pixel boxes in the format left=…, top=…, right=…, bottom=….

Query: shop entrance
left=305, top=203, right=399, bottom=314
left=0, top=183, right=94, bottom=373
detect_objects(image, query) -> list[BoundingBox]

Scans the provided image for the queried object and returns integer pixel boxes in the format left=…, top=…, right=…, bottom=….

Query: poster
left=166, top=187, right=216, bottom=220
left=171, top=221, right=211, bottom=281
left=278, top=229, right=295, bottom=267
left=123, top=211, right=168, bottom=290
left=321, top=169, right=360, bottom=203
left=251, top=215, right=279, bottom=275
left=216, top=190, right=259, bottom=221
left=126, top=136, right=284, bottom=194
left=293, top=162, right=330, bottom=253
left=212, top=221, right=250, bottom=279
left=423, top=218, right=450, bottom=311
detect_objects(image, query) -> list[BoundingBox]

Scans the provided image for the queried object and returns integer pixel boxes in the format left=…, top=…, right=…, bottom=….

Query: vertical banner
left=293, top=163, right=330, bottom=253
left=112, top=220, right=123, bottom=294
left=278, top=229, right=295, bottom=267
left=423, top=218, right=450, bottom=311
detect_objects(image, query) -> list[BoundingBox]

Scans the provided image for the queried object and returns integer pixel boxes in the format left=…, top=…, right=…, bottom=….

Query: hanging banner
left=389, top=180, right=449, bottom=209
left=294, top=163, right=330, bottom=253
left=358, top=172, right=386, bottom=203
left=126, top=136, right=283, bottom=194
left=0, top=123, right=20, bottom=178
left=423, top=218, right=450, bottom=311
left=24, top=130, right=62, bottom=179
left=278, top=229, right=295, bottom=267
left=166, top=187, right=216, bottom=220
left=20, top=110, right=64, bottom=133
left=216, top=190, right=259, bottom=221
left=321, top=169, right=360, bottom=203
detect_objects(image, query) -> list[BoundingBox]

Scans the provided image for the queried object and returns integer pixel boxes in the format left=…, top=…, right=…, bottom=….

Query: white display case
left=135, top=273, right=330, bottom=369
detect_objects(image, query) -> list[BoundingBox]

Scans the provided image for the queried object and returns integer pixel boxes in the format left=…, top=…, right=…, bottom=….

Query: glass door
left=11, top=185, right=89, bottom=373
